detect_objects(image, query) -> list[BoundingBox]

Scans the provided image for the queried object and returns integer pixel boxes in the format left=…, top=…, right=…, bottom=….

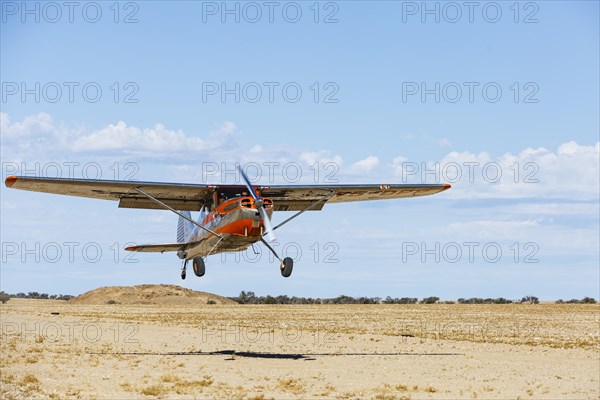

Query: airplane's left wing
left=4, top=176, right=213, bottom=211
left=260, top=183, right=451, bottom=211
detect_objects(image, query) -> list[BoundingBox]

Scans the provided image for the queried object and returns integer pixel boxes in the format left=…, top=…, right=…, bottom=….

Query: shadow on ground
left=91, top=350, right=464, bottom=360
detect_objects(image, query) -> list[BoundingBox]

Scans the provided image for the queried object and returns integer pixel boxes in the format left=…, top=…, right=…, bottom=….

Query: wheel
left=181, top=269, right=186, bottom=280
left=192, top=257, right=205, bottom=277
left=280, top=257, right=293, bottom=278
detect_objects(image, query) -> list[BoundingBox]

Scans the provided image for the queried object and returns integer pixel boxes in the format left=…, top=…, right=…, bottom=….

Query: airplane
left=4, top=168, right=450, bottom=279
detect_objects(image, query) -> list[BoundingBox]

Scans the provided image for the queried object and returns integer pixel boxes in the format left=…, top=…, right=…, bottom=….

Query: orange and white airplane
left=4, top=168, right=450, bottom=279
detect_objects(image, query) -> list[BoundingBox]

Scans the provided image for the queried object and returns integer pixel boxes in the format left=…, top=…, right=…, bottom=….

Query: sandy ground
left=70, top=285, right=236, bottom=306
left=1, top=299, right=598, bottom=399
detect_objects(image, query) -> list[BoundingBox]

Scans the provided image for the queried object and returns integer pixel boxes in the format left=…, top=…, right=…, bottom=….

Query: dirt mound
left=70, top=284, right=236, bottom=305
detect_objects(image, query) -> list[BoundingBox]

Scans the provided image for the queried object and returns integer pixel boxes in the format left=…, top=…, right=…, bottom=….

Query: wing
left=5, top=176, right=450, bottom=212
left=125, top=241, right=203, bottom=253
left=5, top=175, right=213, bottom=211
left=261, top=183, right=451, bottom=211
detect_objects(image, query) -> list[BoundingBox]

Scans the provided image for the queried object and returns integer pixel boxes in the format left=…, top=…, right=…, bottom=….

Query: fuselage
left=184, top=195, right=273, bottom=259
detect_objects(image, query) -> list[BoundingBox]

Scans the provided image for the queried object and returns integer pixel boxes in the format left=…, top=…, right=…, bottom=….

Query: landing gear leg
left=260, top=237, right=294, bottom=278
left=181, top=259, right=188, bottom=280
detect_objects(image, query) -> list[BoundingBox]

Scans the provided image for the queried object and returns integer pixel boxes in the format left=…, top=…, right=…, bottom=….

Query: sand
left=69, top=284, right=236, bottom=306
left=1, top=296, right=598, bottom=399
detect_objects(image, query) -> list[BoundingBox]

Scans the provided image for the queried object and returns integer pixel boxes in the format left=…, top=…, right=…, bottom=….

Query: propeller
left=238, top=166, right=277, bottom=242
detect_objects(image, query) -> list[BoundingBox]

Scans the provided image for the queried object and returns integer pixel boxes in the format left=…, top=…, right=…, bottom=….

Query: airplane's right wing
left=5, top=176, right=213, bottom=211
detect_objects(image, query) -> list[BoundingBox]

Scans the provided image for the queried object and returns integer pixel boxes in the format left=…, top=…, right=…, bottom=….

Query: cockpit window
left=218, top=188, right=249, bottom=203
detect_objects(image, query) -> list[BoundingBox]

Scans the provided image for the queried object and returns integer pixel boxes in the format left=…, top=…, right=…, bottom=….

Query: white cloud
left=463, top=202, right=599, bottom=217
left=440, top=219, right=599, bottom=255
left=390, top=156, right=409, bottom=176
left=1, top=201, right=17, bottom=209
left=299, top=150, right=343, bottom=166
left=0, top=112, right=238, bottom=160
left=438, top=138, right=452, bottom=147
left=1, top=112, right=56, bottom=138
left=393, top=141, right=600, bottom=200
left=3, top=113, right=598, bottom=202
left=70, top=121, right=234, bottom=154
left=351, top=156, right=379, bottom=171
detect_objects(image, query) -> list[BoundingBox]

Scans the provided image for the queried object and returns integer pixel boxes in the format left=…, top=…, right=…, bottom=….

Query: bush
left=581, top=297, right=597, bottom=304
left=560, top=297, right=597, bottom=304
left=106, top=299, right=119, bottom=305
left=520, top=296, right=539, bottom=304
left=261, top=295, right=278, bottom=304
left=0, top=292, right=10, bottom=304
left=420, top=296, right=440, bottom=304
left=207, top=300, right=217, bottom=305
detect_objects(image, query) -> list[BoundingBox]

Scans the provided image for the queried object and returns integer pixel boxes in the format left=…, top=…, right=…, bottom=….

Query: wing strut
left=260, top=237, right=282, bottom=263
left=133, top=187, right=222, bottom=239
left=205, top=234, right=227, bottom=258
left=270, top=191, right=335, bottom=233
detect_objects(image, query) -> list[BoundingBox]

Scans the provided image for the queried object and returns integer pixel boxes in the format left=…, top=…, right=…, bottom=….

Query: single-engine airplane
left=4, top=168, right=450, bottom=278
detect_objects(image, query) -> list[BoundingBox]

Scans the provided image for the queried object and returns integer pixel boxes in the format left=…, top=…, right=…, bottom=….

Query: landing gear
left=280, top=257, right=293, bottom=278
left=192, top=257, right=206, bottom=277
left=181, top=260, right=187, bottom=280
left=181, top=258, right=205, bottom=279
left=260, top=237, right=294, bottom=278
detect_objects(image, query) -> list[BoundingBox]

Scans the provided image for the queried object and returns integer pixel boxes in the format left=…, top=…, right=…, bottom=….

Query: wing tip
left=443, top=183, right=452, bottom=190
left=5, top=175, right=17, bottom=188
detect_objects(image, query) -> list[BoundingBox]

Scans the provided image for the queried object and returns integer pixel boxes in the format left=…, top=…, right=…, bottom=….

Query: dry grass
left=140, top=384, right=167, bottom=396
left=136, top=375, right=214, bottom=396
left=277, top=377, right=305, bottom=394
left=42, top=303, right=600, bottom=350
left=159, top=374, right=180, bottom=383
left=1, top=299, right=598, bottom=399
left=19, top=374, right=39, bottom=385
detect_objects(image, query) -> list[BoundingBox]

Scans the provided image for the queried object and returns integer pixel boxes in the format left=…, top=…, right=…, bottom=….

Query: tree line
left=0, top=290, right=596, bottom=305
left=556, top=297, right=597, bottom=304
left=0, top=291, right=73, bottom=303
left=228, top=291, right=597, bottom=305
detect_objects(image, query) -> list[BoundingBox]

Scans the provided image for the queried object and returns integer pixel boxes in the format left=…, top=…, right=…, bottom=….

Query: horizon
left=2, top=286, right=597, bottom=303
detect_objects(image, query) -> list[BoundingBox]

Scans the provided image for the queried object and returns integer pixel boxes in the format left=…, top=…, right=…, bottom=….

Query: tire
left=181, top=269, right=186, bottom=280
left=280, top=257, right=293, bottom=278
left=192, top=257, right=206, bottom=277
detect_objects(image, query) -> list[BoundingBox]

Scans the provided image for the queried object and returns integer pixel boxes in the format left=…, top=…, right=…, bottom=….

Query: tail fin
left=177, top=211, right=194, bottom=243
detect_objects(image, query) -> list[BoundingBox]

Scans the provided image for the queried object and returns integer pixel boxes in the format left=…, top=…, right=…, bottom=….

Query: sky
left=1, top=0, right=599, bottom=300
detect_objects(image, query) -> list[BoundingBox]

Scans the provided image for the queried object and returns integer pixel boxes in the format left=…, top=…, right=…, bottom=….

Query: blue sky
left=1, top=1, right=598, bottom=299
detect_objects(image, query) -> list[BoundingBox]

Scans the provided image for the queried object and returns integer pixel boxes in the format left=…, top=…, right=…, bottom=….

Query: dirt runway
left=1, top=299, right=598, bottom=399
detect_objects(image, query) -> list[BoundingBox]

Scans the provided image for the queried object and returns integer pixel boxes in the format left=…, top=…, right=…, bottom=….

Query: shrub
left=0, top=292, right=10, bottom=304
left=420, top=296, right=439, bottom=304
left=581, top=297, right=597, bottom=304
left=520, top=296, right=539, bottom=304
left=562, top=297, right=598, bottom=304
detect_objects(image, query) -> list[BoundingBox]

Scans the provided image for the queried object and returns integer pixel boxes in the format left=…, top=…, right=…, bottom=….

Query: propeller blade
left=238, top=166, right=259, bottom=200
left=237, top=165, right=276, bottom=242
left=258, top=206, right=277, bottom=242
